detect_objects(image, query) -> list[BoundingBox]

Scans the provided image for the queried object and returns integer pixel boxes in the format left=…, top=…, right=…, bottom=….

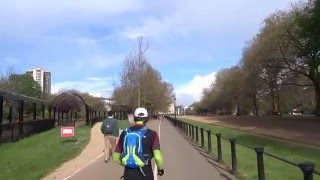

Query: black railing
left=166, top=116, right=319, bottom=180
left=0, top=119, right=55, bottom=143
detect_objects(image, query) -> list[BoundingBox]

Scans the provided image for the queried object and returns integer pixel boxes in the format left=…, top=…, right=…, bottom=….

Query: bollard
left=200, top=128, right=204, bottom=148
left=255, top=147, right=265, bottom=180
left=189, top=124, right=192, bottom=138
left=230, top=138, right=238, bottom=175
left=195, top=126, right=199, bottom=143
left=216, top=133, right=222, bottom=162
left=299, top=162, right=314, bottom=180
left=207, top=130, right=212, bottom=154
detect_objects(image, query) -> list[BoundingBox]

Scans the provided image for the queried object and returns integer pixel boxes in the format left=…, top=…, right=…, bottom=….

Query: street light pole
left=174, top=97, right=177, bottom=120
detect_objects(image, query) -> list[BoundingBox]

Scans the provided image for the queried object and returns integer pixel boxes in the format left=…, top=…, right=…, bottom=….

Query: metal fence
left=0, top=119, right=55, bottom=143
left=166, top=116, right=319, bottom=180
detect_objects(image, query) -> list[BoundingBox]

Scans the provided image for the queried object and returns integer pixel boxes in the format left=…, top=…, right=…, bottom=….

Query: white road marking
left=63, top=153, right=104, bottom=180
left=153, top=119, right=162, bottom=180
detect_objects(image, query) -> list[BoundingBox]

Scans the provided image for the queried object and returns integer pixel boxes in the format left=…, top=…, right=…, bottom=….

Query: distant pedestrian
left=101, top=110, right=119, bottom=163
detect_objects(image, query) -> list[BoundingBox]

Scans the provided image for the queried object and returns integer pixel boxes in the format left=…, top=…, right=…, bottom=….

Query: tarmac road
left=67, top=119, right=235, bottom=180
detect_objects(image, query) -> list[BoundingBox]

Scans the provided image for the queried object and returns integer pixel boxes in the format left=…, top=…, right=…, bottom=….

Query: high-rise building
left=26, top=67, right=51, bottom=95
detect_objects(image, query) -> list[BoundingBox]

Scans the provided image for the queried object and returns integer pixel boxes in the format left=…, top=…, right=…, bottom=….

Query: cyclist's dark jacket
left=113, top=122, right=162, bottom=180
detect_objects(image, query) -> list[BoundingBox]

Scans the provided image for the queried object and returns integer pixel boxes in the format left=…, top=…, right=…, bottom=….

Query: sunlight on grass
left=177, top=117, right=320, bottom=180
left=0, top=125, right=91, bottom=180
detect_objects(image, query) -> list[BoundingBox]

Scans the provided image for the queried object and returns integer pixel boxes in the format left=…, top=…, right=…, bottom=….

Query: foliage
left=5, top=74, right=42, bottom=98
left=197, top=1, right=320, bottom=116
left=112, top=37, right=174, bottom=114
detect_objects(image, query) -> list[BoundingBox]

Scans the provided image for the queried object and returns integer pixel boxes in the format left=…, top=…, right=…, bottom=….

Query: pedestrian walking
left=101, top=110, right=119, bottom=163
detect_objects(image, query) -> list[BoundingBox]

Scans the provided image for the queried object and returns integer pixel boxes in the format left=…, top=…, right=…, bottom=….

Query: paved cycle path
left=66, top=119, right=235, bottom=180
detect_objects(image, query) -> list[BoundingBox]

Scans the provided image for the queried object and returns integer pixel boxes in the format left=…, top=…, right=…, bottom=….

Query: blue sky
left=0, top=0, right=296, bottom=106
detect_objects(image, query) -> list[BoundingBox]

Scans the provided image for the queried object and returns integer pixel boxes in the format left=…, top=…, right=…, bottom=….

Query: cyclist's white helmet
left=134, top=107, right=148, bottom=118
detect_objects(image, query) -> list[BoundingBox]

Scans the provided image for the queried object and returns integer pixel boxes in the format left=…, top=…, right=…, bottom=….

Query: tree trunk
left=235, top=96, right=241, bottom=116
left=252, top=95, right=259, bottom=116
left=138, top=85, right=141, bottom=107
left=315, top=83, right=320, bottom=116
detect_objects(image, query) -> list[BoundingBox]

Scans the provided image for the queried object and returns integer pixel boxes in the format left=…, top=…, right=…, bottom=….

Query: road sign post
left=60, top=126, right=75, bottom=142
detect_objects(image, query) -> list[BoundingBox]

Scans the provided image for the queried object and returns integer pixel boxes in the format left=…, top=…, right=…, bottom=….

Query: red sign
left=61, top=127, right=75, bottom=138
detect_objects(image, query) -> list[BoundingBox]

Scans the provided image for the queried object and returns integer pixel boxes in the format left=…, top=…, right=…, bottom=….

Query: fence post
left=0, top=95, right=2, bottom=142
left=42, top=104, right=45, bottom=119
left=19, top=100, right=24, bottom=136
left=48, top=105, right=52, bottom=118
left=255, top=147, right=265, bottom=180
left=0, top=95, right=3, bottom=138
left=216, top=133, right=222, bottom=162
left=33, top=103, right=37, bottom=120
left=207, top=130, right=212, bottom=153
left=200, top=128, right=204, bottom=148
left=192, top=125, right=195, bottom=140
left=299, top=162, right=314, bottom=180
left=185, top=123, right=187, bottom=135
left=230, top=138, right=238, bottom=175
left=9, top=105, right=13, bottom=141
left=185, top=123, right=188, bottom=135
left=195, top=126, right=199, bottom=143
left=174, top=117, right=177, bottom=127
left=182, top=122, right=186, bottom=134
left=188, top=124, right=191, bottom=138
left=185, top=123, right=188, bottom=136
left=53, top=106, right=56, bottom=119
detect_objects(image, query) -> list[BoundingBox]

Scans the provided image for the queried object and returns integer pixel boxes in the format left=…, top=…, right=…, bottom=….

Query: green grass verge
left=177, top=117, right=320, bottom=180
left=0, top=125, right=91, bottom=180
left=119, top=120, right=130, bottom=130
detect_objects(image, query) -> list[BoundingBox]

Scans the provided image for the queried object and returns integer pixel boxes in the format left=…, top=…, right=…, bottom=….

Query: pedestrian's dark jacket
left=100, top=117, right=119, bottom=137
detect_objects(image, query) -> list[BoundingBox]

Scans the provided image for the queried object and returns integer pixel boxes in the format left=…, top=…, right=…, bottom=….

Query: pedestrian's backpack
left=120, top=127, right=148, bottom=168
left=103, top=120, right=114, bottom=134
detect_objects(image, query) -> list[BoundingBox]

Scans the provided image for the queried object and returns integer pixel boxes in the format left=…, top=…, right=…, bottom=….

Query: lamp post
left=174, top=97, right=176, bottom=120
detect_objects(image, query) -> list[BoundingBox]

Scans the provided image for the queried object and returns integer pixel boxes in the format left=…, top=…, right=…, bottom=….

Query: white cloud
left=175, top=72, right=216, bottom=106
left=51, top=77, right=114, bottom=97
left=117, top=16, right=185, bottom=40
left=73, top=54, right=123, bottom=71
left=0, top=0, right=143, bottom=37
left=116, top=0, right=294, bottom=40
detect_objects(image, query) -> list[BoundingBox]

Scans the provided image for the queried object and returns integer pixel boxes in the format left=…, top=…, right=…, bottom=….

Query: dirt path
left=181, top=115, right=320, bottom=147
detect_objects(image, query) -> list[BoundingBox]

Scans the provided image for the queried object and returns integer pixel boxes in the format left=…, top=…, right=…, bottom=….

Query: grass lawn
left=177, top=117, right=320, bottom=180
left=0, top=125, right=91, bottom=180
left=119, top=120, right=130, bottom=130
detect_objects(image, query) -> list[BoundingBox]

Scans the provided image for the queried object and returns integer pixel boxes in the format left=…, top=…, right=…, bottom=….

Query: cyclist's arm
left=152, top=134, right=164, bottom=170
left=113, top=131, right=124, bottom=165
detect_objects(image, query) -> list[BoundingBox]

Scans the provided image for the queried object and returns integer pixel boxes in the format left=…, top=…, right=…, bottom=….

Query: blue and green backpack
left=120, top=127, right=148, bottom=169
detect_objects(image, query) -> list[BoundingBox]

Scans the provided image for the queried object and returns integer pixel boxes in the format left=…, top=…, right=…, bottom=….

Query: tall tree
left=7, top=74, right=42, bottom=98
left=293, top=0, right=320, bottom=115
left=113, top=37, right=174, bottom=113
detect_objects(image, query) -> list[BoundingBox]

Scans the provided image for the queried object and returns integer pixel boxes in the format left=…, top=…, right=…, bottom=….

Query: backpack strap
left=139, top=126, right=148, bottom=135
